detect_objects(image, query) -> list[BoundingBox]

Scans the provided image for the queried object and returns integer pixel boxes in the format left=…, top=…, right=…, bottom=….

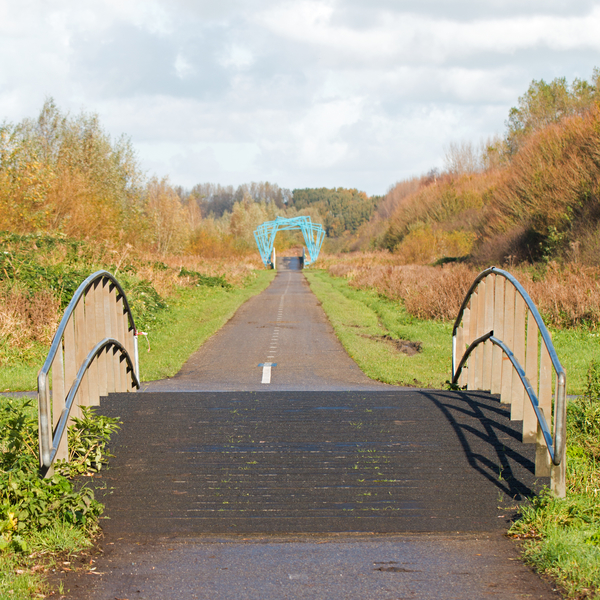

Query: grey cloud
left=71, top=22, right=234, bottom=100
left=2, top=0, right=599, bottom=195
left=339, top=0, right=598, bottom=22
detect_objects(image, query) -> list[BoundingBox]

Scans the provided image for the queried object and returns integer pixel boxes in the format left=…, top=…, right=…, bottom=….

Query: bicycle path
left=59, top=259, right=560, bottom=599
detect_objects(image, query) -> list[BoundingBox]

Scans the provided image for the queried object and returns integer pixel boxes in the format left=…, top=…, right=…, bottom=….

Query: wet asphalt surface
left=57, top=258, right=561, bottom=599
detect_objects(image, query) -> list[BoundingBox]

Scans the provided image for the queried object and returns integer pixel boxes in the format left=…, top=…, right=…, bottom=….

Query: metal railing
left=38, top=270, right=140, bottom=475
left=254, top=216, right=325, bottom=267
left=451, top=267, right=566, bottom=497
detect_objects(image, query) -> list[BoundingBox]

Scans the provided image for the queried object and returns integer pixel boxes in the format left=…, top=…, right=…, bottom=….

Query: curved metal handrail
left=38, top=270, right=138, bottom=472
left=40, top=338, right=140, bottom=471
left=452, top=266, right=564, bottom=378
left=39, top=270, right=136, bottom=379
left=451, top=266, right=567, bottom=493
left=452, top=332, right=562, bottom=465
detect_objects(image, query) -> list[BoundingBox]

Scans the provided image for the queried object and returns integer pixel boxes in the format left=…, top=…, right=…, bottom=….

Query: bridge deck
left=96, top=389, right=542, bottom=537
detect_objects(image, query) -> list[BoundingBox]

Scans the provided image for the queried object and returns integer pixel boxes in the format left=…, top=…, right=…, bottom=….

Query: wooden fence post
left=51, top=340, right=67, bottom=461
left=483, top=274, right=495, bottom=390
left=536, top=343, right=553, bottom=476
left=523, top=310, right=539, bottom=443
left=474, top=280, right=486, bottom=390
left=491, top=276, right=505, bottom=395
left=468, top=291, right=479, bottom=390
left=511, top=293, right=526, bottom=421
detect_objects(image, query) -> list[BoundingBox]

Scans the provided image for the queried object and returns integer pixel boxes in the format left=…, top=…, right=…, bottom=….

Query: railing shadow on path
left=421, top=390, right=540, bottom=502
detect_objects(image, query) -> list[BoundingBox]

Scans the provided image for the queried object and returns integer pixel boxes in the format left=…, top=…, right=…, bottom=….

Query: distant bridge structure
left=253, top=216, right=326, bottom=268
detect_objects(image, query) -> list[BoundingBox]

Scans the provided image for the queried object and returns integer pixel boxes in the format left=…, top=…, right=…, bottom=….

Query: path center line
left=261, top=364, right=272, bottom=384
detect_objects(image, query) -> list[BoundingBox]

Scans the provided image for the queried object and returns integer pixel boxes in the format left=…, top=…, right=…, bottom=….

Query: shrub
left=0, top=399, right=117, bottom=552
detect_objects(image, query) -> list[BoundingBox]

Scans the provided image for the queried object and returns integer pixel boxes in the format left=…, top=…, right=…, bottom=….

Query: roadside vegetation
left=2, top=70, right=600, bottom=597
left=305, top=270, right=450, bottom=388
left=508, top=361, right=600, bottom=598
left=0, top=231, right=273, bottom=391
left=0, top=397, right=119, bottom=598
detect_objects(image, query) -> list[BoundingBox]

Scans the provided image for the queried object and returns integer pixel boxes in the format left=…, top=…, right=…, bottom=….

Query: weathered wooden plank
left=51, top=339, right=68, bottom=461
left=109, top=284, right=121, bottom=393
left=94, top=278, right=108, bottom=401
left=491, top=276, right=505, bottom=395
left=523, top=311, right=539, bottom=443
left=500, top=282, right=515, bottom=405
left=535, top=342, right=553, bottom=475
left=459, top=307, right=470, bottom=387
left=482, top=274, right=495, bottom=390
left=116, top=293, right=128, bottom=391
left=73, top=297, right=88, bottom=415
left=468, top=292, right=478, bottom=390
left=474, top=280, right=486, bottom=390
left=85, top=282, right=100, bottom=406
left=511, top=293, right=526, bottom=421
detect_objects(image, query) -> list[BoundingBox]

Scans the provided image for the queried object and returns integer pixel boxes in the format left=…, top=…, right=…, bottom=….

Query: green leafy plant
left=55, top=407, right=121, bottom=478
left=508, top=358, right=600, bottom=597
left=0, top=398, right=116, bottom=554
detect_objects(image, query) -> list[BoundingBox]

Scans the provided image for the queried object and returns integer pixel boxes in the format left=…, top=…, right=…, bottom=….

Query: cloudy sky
left=1, top=1, right=599, bottom=195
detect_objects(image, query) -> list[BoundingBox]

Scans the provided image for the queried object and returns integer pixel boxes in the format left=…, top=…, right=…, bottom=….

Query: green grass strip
left=0, top=271, right=274, bottom=391
left=139, top=270, right=275, bottom=381
left=305, top=270, right=595, bottom=396
left=304, top=270, right=452, bottom=388
left=0, top=553, right=44, bottom=600
left=550, top=328, right=600, bottom=396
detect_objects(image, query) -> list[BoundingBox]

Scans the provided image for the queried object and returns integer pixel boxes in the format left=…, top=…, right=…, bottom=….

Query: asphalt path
left=59, top=259, right=560, bottom=600
left=142, top=257, right=392, bottom=392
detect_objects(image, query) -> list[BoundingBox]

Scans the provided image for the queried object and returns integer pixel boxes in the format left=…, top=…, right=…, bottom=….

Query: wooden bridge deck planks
left=94, top=390, right=545, bottom=538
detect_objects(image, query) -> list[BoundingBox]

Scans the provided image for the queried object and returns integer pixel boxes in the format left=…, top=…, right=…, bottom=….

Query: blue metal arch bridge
left=254, top=216, right=326, bottom=268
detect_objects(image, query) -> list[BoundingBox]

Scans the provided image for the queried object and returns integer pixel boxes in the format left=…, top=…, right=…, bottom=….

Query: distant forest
left=288, top=188, right=380, bottom=236
left=3, top=68, right=600, bottom=265
left=177, top=183, right=381, bottom=239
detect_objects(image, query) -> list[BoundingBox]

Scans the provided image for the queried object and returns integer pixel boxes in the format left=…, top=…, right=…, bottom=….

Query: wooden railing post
left=474, top=280, right=486, bottom=389
left=536, top=344, right=553, bottom=476
left=451, top=267, right=567, bottom=497
left=51, top=340, right=67, bottom=461
left=523, top=310, right=539, bottom=443
left=482, top=274, right=495, bottom=390
left=94, top=279, right=108, bottom=401
left=500, top=283, right=515, bottom=405
left=511, top=293, right=526, bottom=420
left=491, top=276, right=505, bottom=395
left=458, top=306, right=470, bottom=387
left=73, top=298, right=87, bottom=416
left=467, top=290, right=478, bottom=390
left=40, top=271, right=140, bottom=473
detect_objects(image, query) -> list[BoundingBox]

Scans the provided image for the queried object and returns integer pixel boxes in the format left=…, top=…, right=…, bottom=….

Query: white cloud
left=219, top=44, right=255, bottom=69
left=0, top=0, right=599, bottom=194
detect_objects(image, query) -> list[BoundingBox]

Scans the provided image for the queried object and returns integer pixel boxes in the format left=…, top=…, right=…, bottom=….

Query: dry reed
left=325, top=254, right=600, bottom=328
left=0, top=285, right=60, bottom=355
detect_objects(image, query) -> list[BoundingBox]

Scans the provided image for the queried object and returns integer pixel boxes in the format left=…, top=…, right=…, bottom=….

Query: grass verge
left=139, top=270, right=275, bottom=381
left=551, top=328, right=600, bottom=397
left=0, top=396, right=119, bottom=598
left=307, top=268, right=598, bottom=395
left=304, top=270, right=451, bottom=387
left=509, top=362, right=600, bottom=598
left=0, top=270, right=275, bottom=391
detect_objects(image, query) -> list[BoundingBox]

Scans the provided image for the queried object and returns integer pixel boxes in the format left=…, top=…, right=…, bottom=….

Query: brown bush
left=515, top=263, right=600, bottom=328
left=481, top=106, right=600, bottom=261
left=328, top=260, right=478, bottom=320
left=0, top=285, right=60, bottom=356
left=382, top=170, right=501, bottom=252
left=326, top=253, right=600, bottom=328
